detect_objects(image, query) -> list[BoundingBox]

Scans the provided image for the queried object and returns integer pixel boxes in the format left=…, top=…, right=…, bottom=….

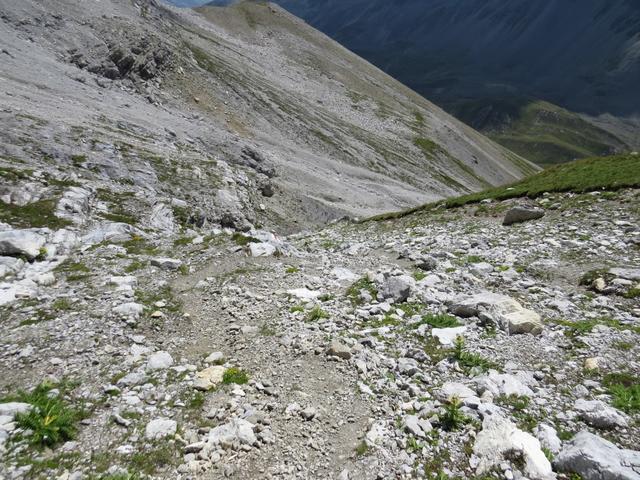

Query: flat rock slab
left=609, top=267, right=640, bottom=281
left=151, top=257, right=183, bottom=270
left=432, top=326, right=467, bottom=345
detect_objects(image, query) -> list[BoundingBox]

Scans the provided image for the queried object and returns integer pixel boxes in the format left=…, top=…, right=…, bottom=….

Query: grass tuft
left=222, top=367, right=249, bottom=385
left=307, top=305, right=329, bottom=322
left=453, top=336, right=497, bottom=372
left=602, top=372, right=640, bottom=413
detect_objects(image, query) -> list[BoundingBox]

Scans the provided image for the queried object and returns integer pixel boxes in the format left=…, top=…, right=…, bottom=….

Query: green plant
left=52, top=298, right=73, bottom=311
left=70, top=154, right=87, bottom=166
left=222, top=367, right=249, bottom=385
left=497, top=394, right=530, bottom=411
left=346, top=277, right=378, bottom=305
left=9, top=382, right=83, bottom=447
left=413, top=270, right=427, bottom=281
left=420, top=313, right=461, bottom=329
left=602, top=372, right=640, bottom=413
left=355, top=441, right=369, bottom=457
left=135, top=285, right=181, bottom=314
left=173, top=236, right=194, bottom=247
left=285, top=266, right=299, bottom=274
left=439, top=396, right=468, bottom=431
left=231, top=233, right=260, bottom=246
left=259, top=323, right=276, bottom=336
left=414, top=137, right=442, bottom=158
left=452, top=336, right=497, bottom=372
left=579, top=269, right=611, bottom=286
left=129, top=443, right=178, bottom=475
left=406, top=436, right=422, bottom=452
left=542, top=447, right=554, bottom=462
left=624, top=287, right=640, bottom=299
left=99, top=473, right=143, bottom=480
left=614, top=341, right=633, bottom=351
left=289, top=304, right=305, bottom=313
left=307, top=305, right=329, bottom=322
left=556, top=426, right=574, bottom=441
left=124, top=261, right=146, bottom=273
left=555, top=317, right=640, bottom=336
left=0, top=197, right=72, bottom=229
left=122, top=236, right=158, bottom=255
left=187, top=391, right=205, bottom=410
left=55, top=260, right=92, bottom=282
left=365, top=153, right=640, bottom=222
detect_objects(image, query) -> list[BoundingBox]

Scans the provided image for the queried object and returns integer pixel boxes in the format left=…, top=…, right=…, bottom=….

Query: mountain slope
left=0, top=0, right=535, bottom=236
left=449, top=98, right=631, bottom=165
left=202, top=0, right=640, bottom=164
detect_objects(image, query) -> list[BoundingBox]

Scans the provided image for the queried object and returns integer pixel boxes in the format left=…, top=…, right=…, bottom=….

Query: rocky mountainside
left=1, top=0, right=640, bottom=479
left=0, top=0, right=534, bottom=237
left=1, top=150, right=639, bottom=479
left=204, top=0, right=640, bottom=163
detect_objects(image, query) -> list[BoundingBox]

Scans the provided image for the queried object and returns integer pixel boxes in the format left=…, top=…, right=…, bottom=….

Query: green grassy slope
left=368, top=153, right=640, bottom=221
left=449, top=98, right=630, bottom=166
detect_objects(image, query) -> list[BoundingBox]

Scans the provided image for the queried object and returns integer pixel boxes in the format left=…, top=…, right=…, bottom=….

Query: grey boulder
left=150, top=257, right=183, bottom=270
left=555, top=431, right=640, bottom=480
left=208, top=418, right=257, bottom=449
left=574, top=399, right=628, bottom=429
left=379, top=274, right=413, bottom=303
left=0, top=230, right=46, bottom=260
left=503, top=206, right=545, bottom=226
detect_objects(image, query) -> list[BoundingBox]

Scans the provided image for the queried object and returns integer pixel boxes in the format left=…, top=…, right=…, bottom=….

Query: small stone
left=205, top=351, right=224, bottom=364
left=432, top=326, right=467, bottom=346
left=300, top=407, right=317, bottom=421
left=150, top=257, right=183, bottom=270
left=327, top=340, right=351, bottom=360
left=405, top=415, right=426, bottom=438
left=208, top=418, right=256, bottom=449
left=193, top=366, right=225, bottom=391
left=584, top=358, right=599, bottom=371
left=146, top=351, right=174, bottom=370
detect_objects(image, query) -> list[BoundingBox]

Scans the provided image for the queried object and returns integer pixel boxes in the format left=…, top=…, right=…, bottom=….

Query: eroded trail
left=172, top=254, right=383, bottom=479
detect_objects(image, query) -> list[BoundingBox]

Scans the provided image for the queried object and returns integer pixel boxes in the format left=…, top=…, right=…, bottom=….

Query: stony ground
left=1, top=187, right=639, bottom=480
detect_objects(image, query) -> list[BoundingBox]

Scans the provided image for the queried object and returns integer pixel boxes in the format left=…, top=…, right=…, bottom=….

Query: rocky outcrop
left=555, top=431, right=640, bottom=480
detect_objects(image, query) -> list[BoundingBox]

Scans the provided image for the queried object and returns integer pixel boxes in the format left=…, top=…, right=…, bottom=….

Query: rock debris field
left=1, top=187, right=639, bottom=480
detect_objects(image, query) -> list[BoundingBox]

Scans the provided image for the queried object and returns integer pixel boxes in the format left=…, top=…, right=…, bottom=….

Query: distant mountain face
left=204, top=0, right=640, bottom=118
